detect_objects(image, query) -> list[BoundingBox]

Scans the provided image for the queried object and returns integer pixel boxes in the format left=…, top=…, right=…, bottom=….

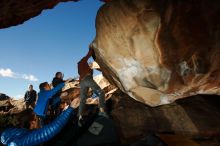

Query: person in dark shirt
left=77, top=45, right=107, bottom=126
left=51, top=72, right=65, bottom=115
left=52, top=72, right=65, bottom=87
left=24, top=84, right=37, bottom=109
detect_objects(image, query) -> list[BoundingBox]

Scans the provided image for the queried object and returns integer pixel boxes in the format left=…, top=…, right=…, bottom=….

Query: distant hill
left=0, top=93, right=10, bottom=100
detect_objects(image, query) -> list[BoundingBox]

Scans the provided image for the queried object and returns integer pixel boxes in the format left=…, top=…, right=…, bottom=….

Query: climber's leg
left=85, top=75, right=106, bottom=114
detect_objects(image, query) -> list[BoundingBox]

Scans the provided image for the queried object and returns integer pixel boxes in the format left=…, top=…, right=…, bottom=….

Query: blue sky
left=0, top=1, right=103, bottom=99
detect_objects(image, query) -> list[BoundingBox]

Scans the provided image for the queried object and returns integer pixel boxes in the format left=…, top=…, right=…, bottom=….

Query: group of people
left=1, top=47, right=116, bottom=146
left=23, top=47, right=107, bottom=127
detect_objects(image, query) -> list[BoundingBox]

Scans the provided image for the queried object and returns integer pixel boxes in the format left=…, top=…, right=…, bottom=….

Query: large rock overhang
left=93, top=0, right=220, bottom=106
left=0, top=0, right=79, bottom=29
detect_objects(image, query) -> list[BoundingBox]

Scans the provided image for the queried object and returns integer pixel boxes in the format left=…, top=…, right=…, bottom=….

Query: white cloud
left=14, top=94, right=24, bottom=100
left=22, top=74, right=38, bottom=82
left=0, top=68, right=38, bottom=82
left=0, top=68, right=16, bottom=78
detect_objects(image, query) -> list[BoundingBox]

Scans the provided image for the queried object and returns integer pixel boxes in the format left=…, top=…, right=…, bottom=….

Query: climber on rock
left=34, top=79, right=72, bottom=127
left=77, top=44, right=107, bottom=126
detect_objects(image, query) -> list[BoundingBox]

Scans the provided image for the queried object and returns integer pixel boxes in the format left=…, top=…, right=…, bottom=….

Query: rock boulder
left=93, top=0, right=220, bottom=106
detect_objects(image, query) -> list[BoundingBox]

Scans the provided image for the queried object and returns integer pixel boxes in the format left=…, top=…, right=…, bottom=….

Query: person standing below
left=77, top=45, right=107, bottom=126
left=24, top=84, right=37, bottom=109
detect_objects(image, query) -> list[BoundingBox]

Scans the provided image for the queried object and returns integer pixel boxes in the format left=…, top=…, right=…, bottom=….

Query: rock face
left=0, top=98, right=25, bottom=115
left=93, top=0, right=220, bottom=106
left=0, top=0, right=79, bottom=29
left=0, top=93, right=25, bottom=115
left=111, top=92, right=220, bottom=143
